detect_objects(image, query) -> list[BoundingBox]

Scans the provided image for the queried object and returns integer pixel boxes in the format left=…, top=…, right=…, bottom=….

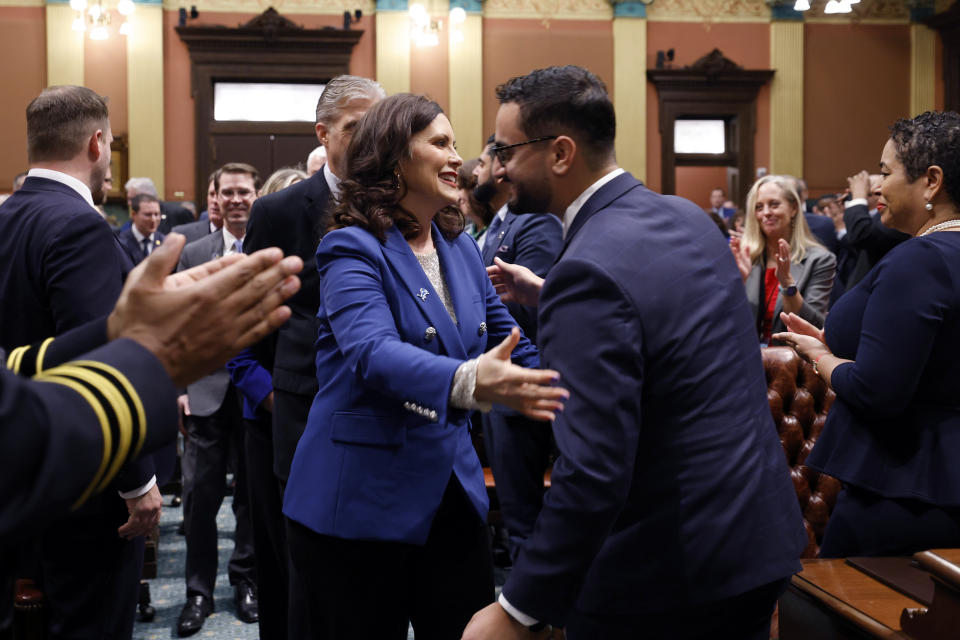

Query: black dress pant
left=481, top=410, right=553, bottom=561
left=819, top=485, right=960, bottom=558
left=40, top=504, right=142, bottom=639
left=287, top=475, right=494, bottom=640
left=245, top=413, right=309, bottom=640
left=182, top=388, right=255, bottom=601
left=565, top=577, right=789, bottom=640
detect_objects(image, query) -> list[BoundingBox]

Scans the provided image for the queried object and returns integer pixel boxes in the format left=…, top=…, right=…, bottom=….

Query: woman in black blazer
left=776, top=111, right=960, bottom=557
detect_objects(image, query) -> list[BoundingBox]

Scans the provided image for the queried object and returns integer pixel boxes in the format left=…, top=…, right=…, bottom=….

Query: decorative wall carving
left=646, top=0, right=768, bottom=21
left=482, top=0, right=612, bottom=21
left=161, top=0, right=375, bottom=17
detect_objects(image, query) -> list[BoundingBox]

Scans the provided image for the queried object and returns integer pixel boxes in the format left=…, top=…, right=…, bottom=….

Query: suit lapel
left=561, top=172, right=643, bottom=258
left=381, top=225, right=467, bottom=360
left=305, top=170, right=334, bottom=242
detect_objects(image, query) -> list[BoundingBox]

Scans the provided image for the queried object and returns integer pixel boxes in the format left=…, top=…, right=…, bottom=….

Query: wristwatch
left=780, top=283, right=798, bottom=297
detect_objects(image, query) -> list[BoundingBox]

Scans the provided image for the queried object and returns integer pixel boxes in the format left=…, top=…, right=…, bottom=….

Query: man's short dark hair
left=26, top=86, right=109, bottom=163
left=495, top=65, right=616, bottom=168
left=131, top=193, right=160, bottom=213
left=215, top=163, right=261, bottom=192
left=208, top=169, right=221, bottom=187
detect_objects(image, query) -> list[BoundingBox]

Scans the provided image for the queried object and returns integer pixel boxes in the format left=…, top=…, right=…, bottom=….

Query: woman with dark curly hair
left=281, top=93, right=567, bottom=639
left=775, top=111, right=960, bottom=557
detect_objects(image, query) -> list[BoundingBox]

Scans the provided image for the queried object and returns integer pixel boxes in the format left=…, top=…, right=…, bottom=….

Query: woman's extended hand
left=729, top=236, right=751, bottom=282
left=779, top=311, right=825, bottom=343
left=475, top=327, right=568, bottom=421
left=487, top=258, right=544, bottom=307
left=775, top=238, right=795, bottom=289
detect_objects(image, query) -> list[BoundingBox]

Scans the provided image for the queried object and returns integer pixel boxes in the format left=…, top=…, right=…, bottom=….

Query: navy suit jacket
left=804, top=212, right=839, bottom=255
left=243, top=171, right=333, bottom=478
left=1, top=320, right=177, bottom=543
left=283, top=223, right=537, bottom=545
left=810, top=233, right=960, bottom=504
left=116, top=227, right=165, bottom=265
left=481, top=210, right=563, bottom=345
left=843, top=202, right=909, bottom=289
left=0, top=176, right=154, bottom=494
left=502, top=172, right=805, bottom=624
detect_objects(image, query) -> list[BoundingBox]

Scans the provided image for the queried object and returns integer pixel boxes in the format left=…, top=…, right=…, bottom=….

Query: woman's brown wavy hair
left=330, top=93, right=464, bottom=242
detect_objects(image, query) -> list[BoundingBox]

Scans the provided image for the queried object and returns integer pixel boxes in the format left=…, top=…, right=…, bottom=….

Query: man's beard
left=507, top=178, right=551, bottom=216
left=473, top=177, right=498, bottom=205
left=90, top=165, right=107, bottom=204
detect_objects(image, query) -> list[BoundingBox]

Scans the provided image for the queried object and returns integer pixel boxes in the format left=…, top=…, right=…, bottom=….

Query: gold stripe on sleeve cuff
left=35, top=373, right=113, bottom=510
left=72, top=360, right=147, bottom=459
left=35, top=337, right=55, bottom=375
left=7, top=345, right=28, bottom=374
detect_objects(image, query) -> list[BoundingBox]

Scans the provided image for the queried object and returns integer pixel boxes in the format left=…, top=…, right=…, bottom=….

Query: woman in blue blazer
left=282, top=94, right=566, bottom=639
left=776, top=111, right=960, bottom=557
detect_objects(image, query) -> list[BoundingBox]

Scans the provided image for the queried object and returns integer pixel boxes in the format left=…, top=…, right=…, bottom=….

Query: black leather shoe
left=176, top=595, right=213, bottom=637
left=234, top=583, right=259, bottom=623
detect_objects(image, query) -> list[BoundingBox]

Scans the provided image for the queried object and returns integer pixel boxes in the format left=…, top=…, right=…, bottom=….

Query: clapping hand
left=729, top=236, right=751, bottom=282
left=475, top=328, right=568, bottom=421
left=772, top=312, right=830, bottom=364
left=775, top=238, right=795, bottom=290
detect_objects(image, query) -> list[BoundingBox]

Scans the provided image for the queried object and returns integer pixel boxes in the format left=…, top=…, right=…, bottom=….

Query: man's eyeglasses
left=491, top=136, right=558, bottom=164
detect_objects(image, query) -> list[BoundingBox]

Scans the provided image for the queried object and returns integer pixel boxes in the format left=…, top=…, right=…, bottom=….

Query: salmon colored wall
left=646, top=22, right=771, bottom=195
left=935, top=31, right=944, bottom=111
left=803, top=23, right=910, bottom=194
left=0, top=7, right=46, bottom=191
left=411, top=31, right=449, bottom=114
left=481, top=19, right=614, bottom=141
left=85, top=33, right=128, bottom=137
left=162, top=10, right=376, bottom=200
left=676, top=166, right=730, bottom=209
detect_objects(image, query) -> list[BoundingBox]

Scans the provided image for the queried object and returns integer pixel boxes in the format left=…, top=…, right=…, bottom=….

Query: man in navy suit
left=117, top=194, right=165, bottom=264
left=0, top=85, right=164, bottom=640
left=473, top=137, right=563, bottom=561
left=463, top=66, right=806, bottom=639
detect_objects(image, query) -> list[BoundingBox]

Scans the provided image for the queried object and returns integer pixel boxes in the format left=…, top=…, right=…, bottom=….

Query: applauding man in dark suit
left=473, top=137, right=562, bottom=562
left=463, top=66, right=806, bottom=640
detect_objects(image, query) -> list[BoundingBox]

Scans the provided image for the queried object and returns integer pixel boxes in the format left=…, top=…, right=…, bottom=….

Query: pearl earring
left=925, top=202, right=934, bottom=211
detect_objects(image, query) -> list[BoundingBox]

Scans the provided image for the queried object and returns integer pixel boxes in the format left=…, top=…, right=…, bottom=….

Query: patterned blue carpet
left=132, top=494, right=421, bottom=639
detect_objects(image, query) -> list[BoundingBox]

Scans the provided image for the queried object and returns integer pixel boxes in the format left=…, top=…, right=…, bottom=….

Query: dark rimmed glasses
left=491, top=136, right=558, bottom=164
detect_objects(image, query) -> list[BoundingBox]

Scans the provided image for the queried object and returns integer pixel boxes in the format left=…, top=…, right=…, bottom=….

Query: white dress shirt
left=26, top=168, right=97, bottom=211
left=561, top=168, right=625, bottom=238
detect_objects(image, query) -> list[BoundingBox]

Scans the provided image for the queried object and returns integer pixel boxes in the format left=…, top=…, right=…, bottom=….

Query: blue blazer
left=502, top=173, right=806, bottom=624
left=283, top=223, right=538, bottom=545
left=481, top=210, right=563, bottom=345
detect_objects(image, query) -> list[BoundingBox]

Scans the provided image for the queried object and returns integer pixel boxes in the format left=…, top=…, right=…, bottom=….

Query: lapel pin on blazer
left=424, top=326, right=437, bottom=342
left=477, top=322, right=487, bottom=336
left=417, top=287, right=429, bottom=302
left=498, top=244, right=510, bottom=253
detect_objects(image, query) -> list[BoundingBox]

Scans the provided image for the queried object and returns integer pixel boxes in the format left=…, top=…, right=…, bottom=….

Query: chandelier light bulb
left=72, top=16, right=86, bottom=31
left=824, top=0, right=842, bottom=13
left=119, top=20, right=131, bottom=35
left=449, top=6, right=465, bottom=23
left=90, top=24, right=108, bottom=39
left=69, top=0, right=87, bottom=10
left=793, top=0, right=810, bottom=10
left=117, top=0, right=134, bottom=16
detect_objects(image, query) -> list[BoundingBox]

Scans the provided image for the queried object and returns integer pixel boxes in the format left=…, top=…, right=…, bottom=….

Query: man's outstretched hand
left=107, top=233, right=303, bottom=387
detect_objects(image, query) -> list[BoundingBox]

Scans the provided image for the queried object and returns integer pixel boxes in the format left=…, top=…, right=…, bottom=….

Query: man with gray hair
left=125, top=176, right=194, bottom=234
left=238, top=74, right=383, bottom=640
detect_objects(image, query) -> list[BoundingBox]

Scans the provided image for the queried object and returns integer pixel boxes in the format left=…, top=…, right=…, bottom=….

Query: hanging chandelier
left=70, top=0, right=134, bottom=40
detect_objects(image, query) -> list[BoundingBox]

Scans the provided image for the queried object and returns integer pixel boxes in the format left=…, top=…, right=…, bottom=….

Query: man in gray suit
left=175, top=162, right=260, bottom=637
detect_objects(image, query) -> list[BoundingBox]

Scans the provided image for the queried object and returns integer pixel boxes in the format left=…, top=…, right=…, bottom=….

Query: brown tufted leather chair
left=762, top=347, right=842, bottom=558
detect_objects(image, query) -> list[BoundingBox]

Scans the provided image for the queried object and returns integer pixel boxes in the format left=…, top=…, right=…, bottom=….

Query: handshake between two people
left=107, top=233, right=303, bottom=388
left=476, top=257, right=568, bottom=423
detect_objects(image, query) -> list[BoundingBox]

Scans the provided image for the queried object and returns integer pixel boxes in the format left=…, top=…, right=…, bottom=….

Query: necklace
left=918, top=219, right=960, bottom=237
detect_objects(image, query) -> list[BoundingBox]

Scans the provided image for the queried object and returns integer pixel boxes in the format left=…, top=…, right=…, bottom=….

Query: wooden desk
left=780, top=550, right=960, bottom=640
